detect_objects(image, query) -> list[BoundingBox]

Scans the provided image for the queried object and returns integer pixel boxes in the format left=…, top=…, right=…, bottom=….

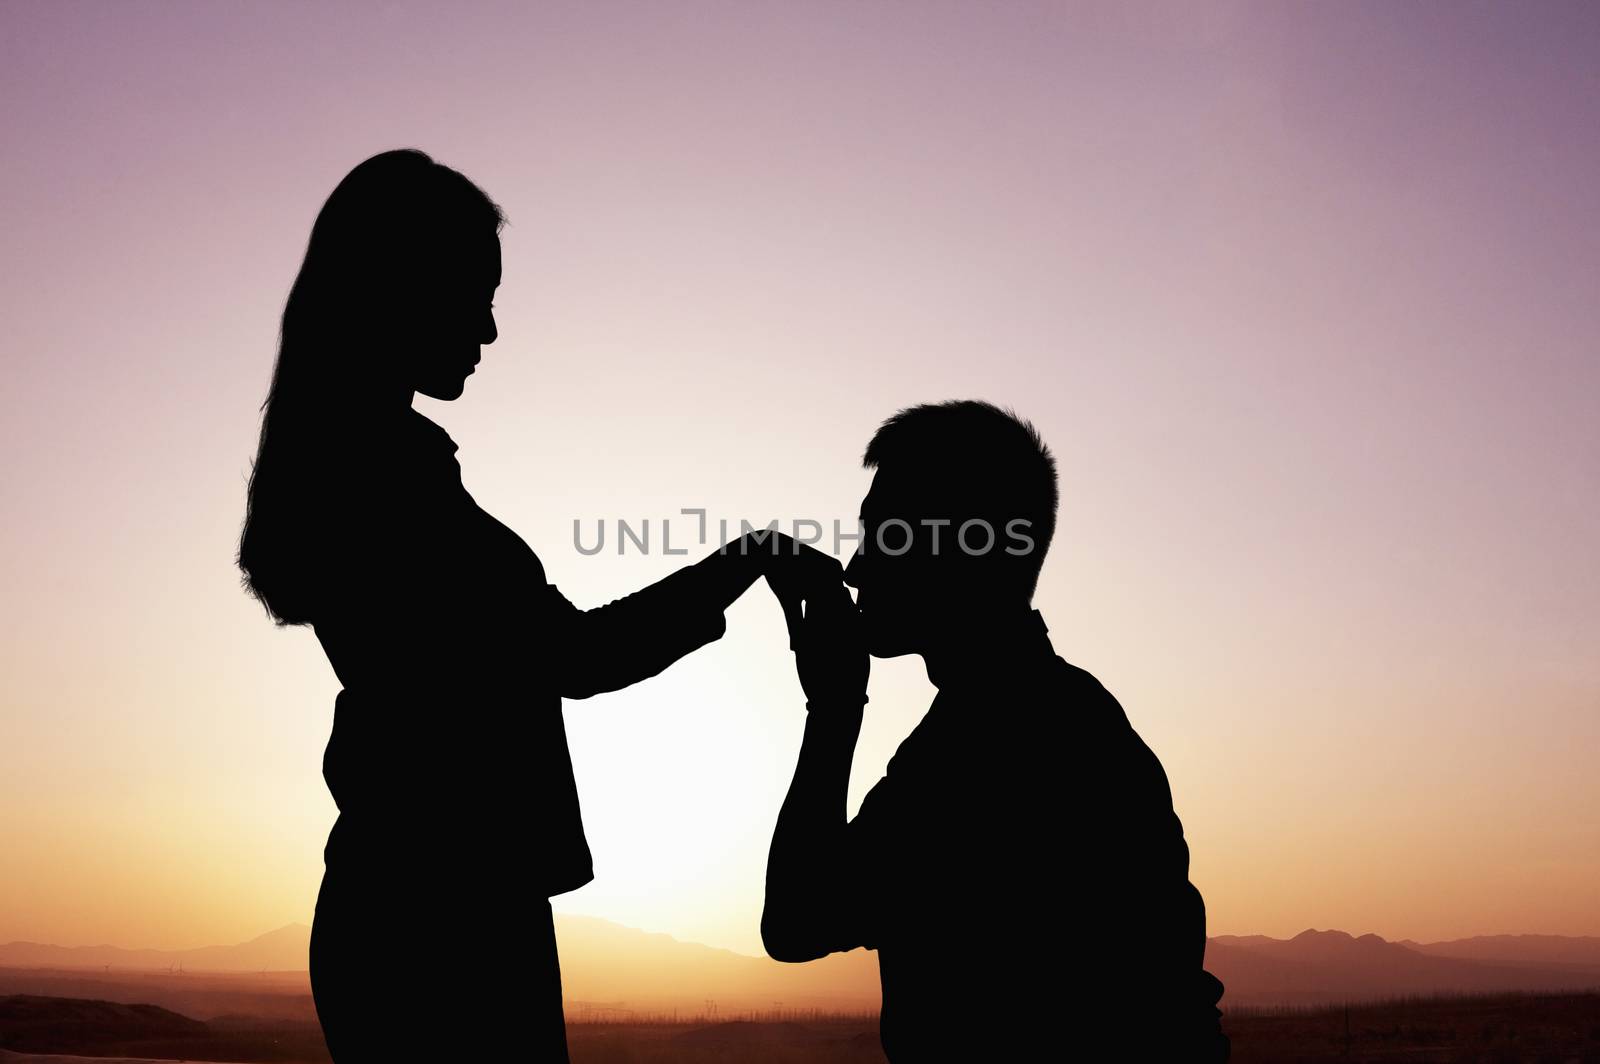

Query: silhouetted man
left=763, top=401, right=1228, bottom=1062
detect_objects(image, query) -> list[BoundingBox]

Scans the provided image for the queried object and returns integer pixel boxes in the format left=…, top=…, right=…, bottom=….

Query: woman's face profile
left=403, top=230, right=501, bottom=402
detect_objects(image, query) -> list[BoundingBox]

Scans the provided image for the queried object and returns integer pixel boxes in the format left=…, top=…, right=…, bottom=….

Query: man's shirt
left=807, top=614, right=1227, bottom=1060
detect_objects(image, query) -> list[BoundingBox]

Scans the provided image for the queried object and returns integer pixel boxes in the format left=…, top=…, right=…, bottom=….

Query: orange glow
left=3, top=2, right=1597, bottom=958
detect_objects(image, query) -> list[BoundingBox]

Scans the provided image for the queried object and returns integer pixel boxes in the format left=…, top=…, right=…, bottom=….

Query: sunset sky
left=3, top=1, right=1597, bottom=960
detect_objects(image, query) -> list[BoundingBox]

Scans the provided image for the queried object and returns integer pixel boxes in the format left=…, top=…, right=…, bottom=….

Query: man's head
left=843, top=400, right=1058, bottom=658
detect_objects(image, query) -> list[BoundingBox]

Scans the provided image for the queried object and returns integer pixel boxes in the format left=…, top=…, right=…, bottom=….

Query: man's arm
left=761, top=555, right=873, bottom=962
left=763, top=701, right=868, bottom=961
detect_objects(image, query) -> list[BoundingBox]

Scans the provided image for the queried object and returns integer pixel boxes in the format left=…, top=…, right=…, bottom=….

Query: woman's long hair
left=239, top=149, right=503, bottom=625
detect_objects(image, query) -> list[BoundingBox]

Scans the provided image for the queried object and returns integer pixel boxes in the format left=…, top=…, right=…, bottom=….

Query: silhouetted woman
left=238, top=150, right=773, bottom=1061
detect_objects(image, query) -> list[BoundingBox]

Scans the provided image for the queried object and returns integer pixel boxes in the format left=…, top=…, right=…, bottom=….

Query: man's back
left=848, top=645, right=1227, bottom=1060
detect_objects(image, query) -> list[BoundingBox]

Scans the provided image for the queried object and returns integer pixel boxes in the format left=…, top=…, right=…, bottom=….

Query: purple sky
left=2, top=1, right=1597, bottom=952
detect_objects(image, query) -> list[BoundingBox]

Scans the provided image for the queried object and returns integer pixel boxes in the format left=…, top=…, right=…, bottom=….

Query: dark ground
left=565, top=994, right=1600, bottom=1063
left=1224, top=993, right=1600, bottom=1064
left=3, top=991, right=1598, bottom=1062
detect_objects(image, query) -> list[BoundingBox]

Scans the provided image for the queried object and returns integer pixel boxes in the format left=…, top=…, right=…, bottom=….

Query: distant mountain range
left=1208, top=929, right=1600, bottom=1006
left=4, top=922, right=1598, bottom=1011
left=1399, top=934, right=1600, bottom=968
left=0, top=994, right=328, bottom=1061
left=0, top=924, right=311, bottom=974
left=0, top=918, right=881, bottom=1015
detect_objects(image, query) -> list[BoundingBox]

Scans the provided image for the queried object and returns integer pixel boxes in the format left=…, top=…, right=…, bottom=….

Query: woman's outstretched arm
left=547, top=530, right=808, bottom=699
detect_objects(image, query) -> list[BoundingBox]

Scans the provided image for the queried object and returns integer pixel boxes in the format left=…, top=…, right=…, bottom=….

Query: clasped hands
left=729, top=531, right=869, bottom=711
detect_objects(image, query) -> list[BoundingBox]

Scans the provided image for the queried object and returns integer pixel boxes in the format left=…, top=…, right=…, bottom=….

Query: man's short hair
left=862, top=400, right=1059, bottom=596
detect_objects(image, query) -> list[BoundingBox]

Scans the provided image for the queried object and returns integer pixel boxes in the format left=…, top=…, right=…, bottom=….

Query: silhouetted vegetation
left=6, top=991, right=1596, bottom=1062
left=1226, top=992, right=1600, bottom=1064
left=561, top=996, right=1600, bottom=1064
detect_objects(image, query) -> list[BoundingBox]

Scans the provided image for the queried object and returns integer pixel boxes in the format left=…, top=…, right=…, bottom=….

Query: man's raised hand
left=763, top=541, right=869, bottom=709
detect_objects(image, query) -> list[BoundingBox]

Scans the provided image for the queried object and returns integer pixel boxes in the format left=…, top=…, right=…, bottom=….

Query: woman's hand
left=690, top=529, right=853, bottom=626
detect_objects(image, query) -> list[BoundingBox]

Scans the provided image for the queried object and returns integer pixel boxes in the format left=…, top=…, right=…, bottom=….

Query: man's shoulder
left=1048, top=658, right=1178, bottom=804
left=1049, top=655, right=1109, bottom=693
left=1034, top=656, right=1131, bottom=723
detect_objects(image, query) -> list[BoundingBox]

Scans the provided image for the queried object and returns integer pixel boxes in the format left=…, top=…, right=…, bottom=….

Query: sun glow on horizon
left=2, top=1, right=1597, bottom=956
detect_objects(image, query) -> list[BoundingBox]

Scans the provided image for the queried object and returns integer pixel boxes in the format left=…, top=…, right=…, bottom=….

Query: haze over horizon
left=3, top=1, right=1597, bottom=957
left=7, top=917, right=1600, bottom=1018
left=7, top=916, right=1600, bottom=960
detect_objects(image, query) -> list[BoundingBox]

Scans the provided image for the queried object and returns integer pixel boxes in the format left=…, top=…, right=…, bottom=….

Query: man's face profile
left=845, top=469, right=953, bottom=659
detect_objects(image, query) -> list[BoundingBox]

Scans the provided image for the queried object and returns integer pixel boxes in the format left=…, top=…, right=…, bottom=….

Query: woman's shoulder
left=335, top=407, right=463, bottom=485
